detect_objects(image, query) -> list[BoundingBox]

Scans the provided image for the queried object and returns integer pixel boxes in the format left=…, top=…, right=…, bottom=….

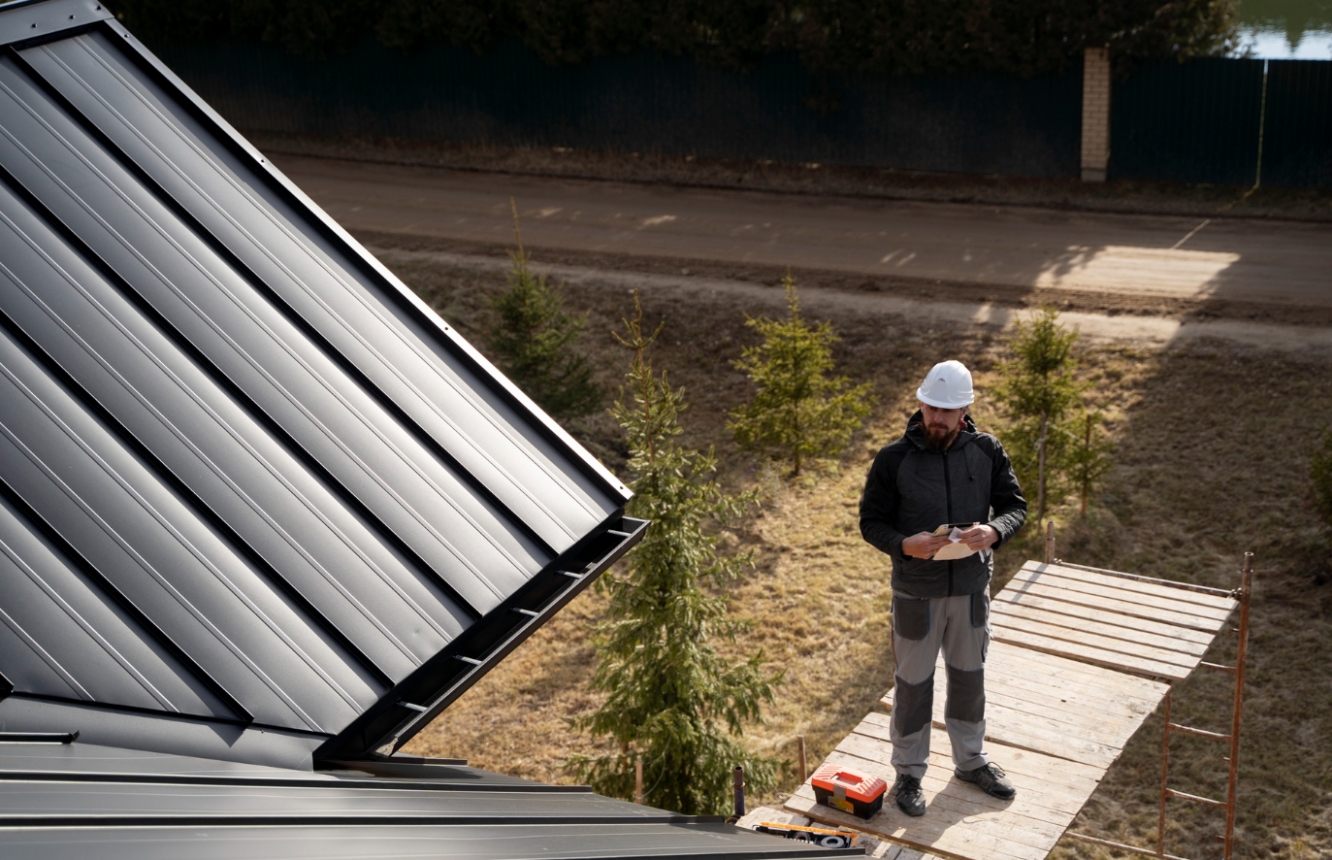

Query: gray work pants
left=889, top=591, right=991, bottom=779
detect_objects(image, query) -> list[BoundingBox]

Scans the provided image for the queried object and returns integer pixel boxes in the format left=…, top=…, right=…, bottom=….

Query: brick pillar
left=1080, top=47, right=1111, bottom=182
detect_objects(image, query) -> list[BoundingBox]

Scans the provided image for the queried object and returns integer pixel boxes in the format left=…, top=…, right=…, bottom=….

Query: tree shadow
left=1034, top=230, right=1332, bottom=859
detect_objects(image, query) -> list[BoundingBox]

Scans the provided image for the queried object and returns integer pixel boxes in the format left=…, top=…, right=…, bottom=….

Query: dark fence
left=153, top=38, right=1329, bottom=187
left=1111, top=57, right=1331, bottom=187
left=1110, top=58, right=1265, bottom=186
left=153, top=38, right=1083, bottom=179
left=1264, top=60, right=1332, bottom=187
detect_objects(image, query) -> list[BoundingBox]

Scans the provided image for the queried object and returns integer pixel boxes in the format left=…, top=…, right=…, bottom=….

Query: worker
left=859, top=359, right=1027, bottom=817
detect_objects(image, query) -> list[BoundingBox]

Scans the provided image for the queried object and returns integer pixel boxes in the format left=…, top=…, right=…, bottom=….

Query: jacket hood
left=904, top=409, right=978, bottom=452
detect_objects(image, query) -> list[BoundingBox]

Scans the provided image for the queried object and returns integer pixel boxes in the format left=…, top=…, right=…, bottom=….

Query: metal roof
left=0, top=0, right=642, bottom=767
left=0, top=740, right=860, bottom=860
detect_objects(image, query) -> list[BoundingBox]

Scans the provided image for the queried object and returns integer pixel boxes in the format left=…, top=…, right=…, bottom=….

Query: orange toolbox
left=811, top=764, right=887, bottom=819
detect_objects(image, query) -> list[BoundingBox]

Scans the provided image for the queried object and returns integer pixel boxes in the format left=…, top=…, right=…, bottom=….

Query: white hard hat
left=916, top=360, right=974, bottom=409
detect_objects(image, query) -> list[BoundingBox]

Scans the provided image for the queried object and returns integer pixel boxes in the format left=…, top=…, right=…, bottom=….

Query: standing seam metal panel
left=0, top=491, right=230, bottom=716
left=0, top=0, right=635, bottom=761
left=0, top=164, right=466, bottom=678
left=0, top=53, right=544, bottom=614
left=26, top=33, right=620, bottom=549
left=0, top=310, right=385, bottom=719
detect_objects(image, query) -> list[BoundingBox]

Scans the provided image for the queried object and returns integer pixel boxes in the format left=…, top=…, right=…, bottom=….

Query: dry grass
left=389, top=251, right=1332, bottom=860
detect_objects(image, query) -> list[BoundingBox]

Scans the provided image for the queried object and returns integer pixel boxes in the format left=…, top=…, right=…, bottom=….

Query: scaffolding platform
left=784, top=560, right=1240, bottom=860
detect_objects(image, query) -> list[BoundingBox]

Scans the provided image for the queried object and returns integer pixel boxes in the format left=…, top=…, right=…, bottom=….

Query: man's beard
left=924, top=423, right=960, bottom=452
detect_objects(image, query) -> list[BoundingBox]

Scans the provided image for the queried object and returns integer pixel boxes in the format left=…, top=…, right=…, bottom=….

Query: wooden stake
left=1158, top=686, right=1172, bottom=857
left=1081, top=414, right=1093, bottom=518
left=1045, top=520, right=1056, bottom=564
left=797, top=735, right=807, bottom=784
left=1037, top=413, right=1049, bottom=524
left=634, top=756, right=643, bottom=805
left=1223, top=553, right=1253, bottom=860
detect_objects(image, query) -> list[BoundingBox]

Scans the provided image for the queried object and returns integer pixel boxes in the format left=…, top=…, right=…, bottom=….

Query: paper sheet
left=931, top=524, right=978, bottom=560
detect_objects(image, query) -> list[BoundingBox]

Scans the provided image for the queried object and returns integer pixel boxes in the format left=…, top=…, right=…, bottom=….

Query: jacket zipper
left=942, top=449, right=954, bottom=597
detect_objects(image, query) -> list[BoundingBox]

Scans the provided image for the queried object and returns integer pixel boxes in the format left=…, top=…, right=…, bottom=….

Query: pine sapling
left=486, top=200, right=601, bottom=419
left=569, top=295, right=779, bottom=815
left=1068, top=410, right=1114, bottom=517
left=993, top=306, right=1085, bottom=525
left=728, top=276, right=873, bottom=476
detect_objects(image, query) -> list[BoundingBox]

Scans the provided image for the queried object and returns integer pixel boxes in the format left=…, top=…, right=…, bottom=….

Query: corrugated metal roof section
left=0, top=743, right=861, bottom=860
left=0, top=0, right=639, bottom=764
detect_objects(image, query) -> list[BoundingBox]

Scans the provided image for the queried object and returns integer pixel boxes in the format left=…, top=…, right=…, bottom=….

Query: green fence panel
left=1111, top=58, right=1266, bottom=186
left=152, top=38, right=1082, bottom=179
left=1262, top=60, right=1332, bottom=188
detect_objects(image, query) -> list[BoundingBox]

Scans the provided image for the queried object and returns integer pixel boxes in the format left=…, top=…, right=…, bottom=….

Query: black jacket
left=859, top=411, right=1027, bottom=598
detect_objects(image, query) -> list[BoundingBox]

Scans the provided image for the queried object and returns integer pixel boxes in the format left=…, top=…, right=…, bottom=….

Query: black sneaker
left=891, top=773, right=926, bottom=817
left=955, top=763, right=1016, bottom=800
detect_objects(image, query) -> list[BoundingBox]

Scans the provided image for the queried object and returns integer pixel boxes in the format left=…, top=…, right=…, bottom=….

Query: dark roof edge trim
left=0, top=0, right=110, bottom=48
left=2, top=813, right=729, bottom=828
left=0, top=696, right=327, bottom=769
left=98, top=16, right=630, bottom=506
left=316, top=515, right=648, bottom=761
left=1, top=692, right=316, bottom=737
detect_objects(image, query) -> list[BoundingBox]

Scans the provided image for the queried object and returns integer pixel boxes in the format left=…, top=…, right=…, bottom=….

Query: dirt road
left=276, top=155, right=1331, bottom=319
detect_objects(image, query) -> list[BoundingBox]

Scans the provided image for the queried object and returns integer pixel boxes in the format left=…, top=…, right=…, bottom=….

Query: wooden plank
left=792, top=765, right=1067, bottom=860
left=982, top=643, right=1169, bottom=707
left=787, top=787, right=1039, bottom=860
left=795, top=556, right=1237, bottom=860
left=873, top=681, right=1134, bottom=761
left=986, top=641, right=1170, bottom=703
left=856, top=707, right=1121, bottom=771
left=786, top=731, right=1104, bottom=860
left=1020, top=561, right=1237, bottom=612
left=994, top=589, right=1216, bottom=646
left=990, top=599, right=1211, bottom=656
left=1008, top=568, right=1233, bottom=626
left=999, top=578, right=1226, bottom=633
left=976, top=676, right=1158, bottom=729
left=880, top=668, right=1147, bottom=748
left=1008, top=567, right=1234, bottom=626
left=992, top=627, right=1192, bottom=680
left=882, top=641, right=1168, bottom=717
left=875, top=690, right=1128, bottom=764
left=984, top=638, right=1170, bottom=687
left=853, top=713, right=1106, bottom=786
left=833, top=736, right=1096, bottom=816
left=853, top=714, right=1112, bottom=793
left=991, top=613, right=1202, bottom=669
left=979, top=671, right=1155, bottom=721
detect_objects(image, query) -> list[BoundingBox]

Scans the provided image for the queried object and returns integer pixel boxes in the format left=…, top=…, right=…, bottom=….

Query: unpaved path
left=375, top=248, right=1332, bottom=356
left=279, top=156, right=1330, bottom=299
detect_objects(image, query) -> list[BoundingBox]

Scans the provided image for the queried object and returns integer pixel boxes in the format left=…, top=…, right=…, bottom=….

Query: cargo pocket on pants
left=893, top=596, right=930, bottom=641
left=970, top=590, right=990, bottom=628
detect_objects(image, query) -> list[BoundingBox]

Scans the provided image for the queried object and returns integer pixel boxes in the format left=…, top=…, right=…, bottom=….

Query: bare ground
left=388, top=250, right=1332, bottom=860
left=253, top=131, right=1332, bottom=224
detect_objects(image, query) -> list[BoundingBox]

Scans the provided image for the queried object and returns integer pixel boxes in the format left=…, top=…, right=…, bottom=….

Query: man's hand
left=959, top=524, right=1000, bottom=552
left=902, top=532, right=952, bottom=559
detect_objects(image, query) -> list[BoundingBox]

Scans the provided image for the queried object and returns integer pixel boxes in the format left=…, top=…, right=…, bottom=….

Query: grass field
left=387, top=250, right=1332, bottom=860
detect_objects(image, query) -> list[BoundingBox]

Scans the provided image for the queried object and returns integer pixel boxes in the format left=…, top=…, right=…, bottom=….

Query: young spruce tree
left=728, top=276, right=874, bottom=476
left=1068, top=410, right=1114, bottom=518
left=486, top=201, right=601, bottom=419
left=570, top=296, right=779, bottom=815
left=993, top=306, right=1086, bottom=525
